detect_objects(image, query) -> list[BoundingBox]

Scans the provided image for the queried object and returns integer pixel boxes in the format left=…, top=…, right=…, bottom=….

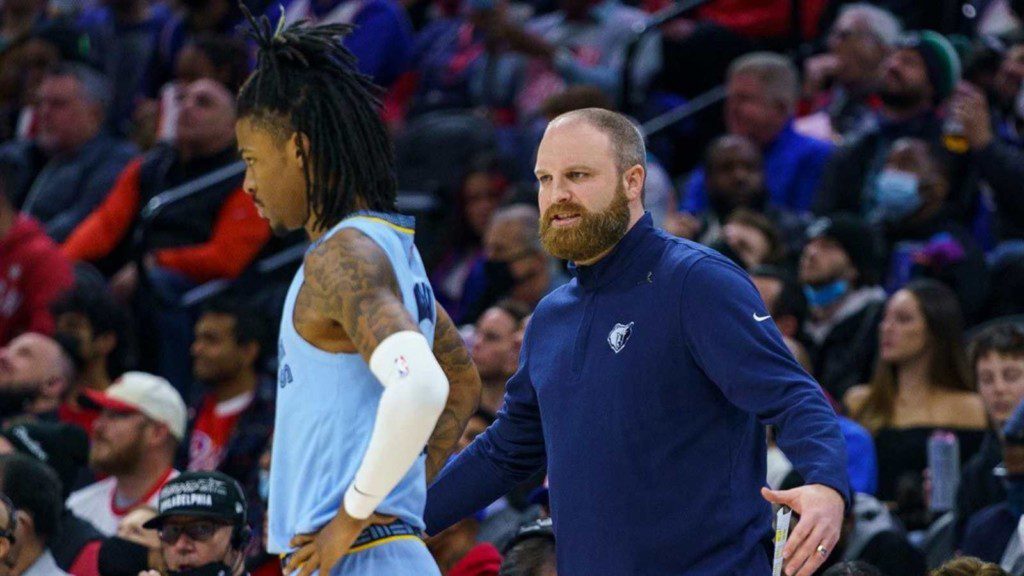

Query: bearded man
left=66, top=372, right=186, bottom=536
left=425, top=108, right=851, bottom=576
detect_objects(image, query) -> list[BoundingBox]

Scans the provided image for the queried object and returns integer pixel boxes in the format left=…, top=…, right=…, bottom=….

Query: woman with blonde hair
left=845, top=280, right=987, bottom=525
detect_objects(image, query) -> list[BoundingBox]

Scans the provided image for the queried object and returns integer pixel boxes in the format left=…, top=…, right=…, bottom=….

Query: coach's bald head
left=535, top=108, right=646, bottom=264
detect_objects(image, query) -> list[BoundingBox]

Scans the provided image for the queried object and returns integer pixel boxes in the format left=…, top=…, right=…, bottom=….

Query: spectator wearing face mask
left=798, top=214, right=886, bottom=401
left=139, top=471, right=253, bottom=576
left=870, top=138, right=988, bottom=323
left=462, top=205, right=568, bottom=325
left=815, top=31, right=974, bottom=223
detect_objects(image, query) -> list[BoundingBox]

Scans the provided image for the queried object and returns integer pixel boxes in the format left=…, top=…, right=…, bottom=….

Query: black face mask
left=482, top=259, right=516, bottom=296
left=0, top=385, right=39, bottom=419
left=169, top=562, right=234, bottom=576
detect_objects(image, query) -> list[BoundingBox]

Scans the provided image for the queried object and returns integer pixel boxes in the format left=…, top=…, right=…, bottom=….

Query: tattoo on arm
left=426, top=304, right=481, bottom=482
left=305, top=230, right=480, bottom=482
left=303, top=228, right=418, bottom=362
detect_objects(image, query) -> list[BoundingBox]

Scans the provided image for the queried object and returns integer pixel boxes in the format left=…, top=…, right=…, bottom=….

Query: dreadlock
left=237, top=5, right=397, bottom=233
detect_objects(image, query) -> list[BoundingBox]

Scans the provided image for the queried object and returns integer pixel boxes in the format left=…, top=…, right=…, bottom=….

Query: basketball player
left=234, top=10, right=480, bottom=576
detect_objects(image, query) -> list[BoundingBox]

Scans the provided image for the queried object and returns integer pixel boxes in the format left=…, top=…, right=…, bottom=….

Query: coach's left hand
left=760, top=484, right=844, bottom=576
left=286, top=510, right=395, bottom=576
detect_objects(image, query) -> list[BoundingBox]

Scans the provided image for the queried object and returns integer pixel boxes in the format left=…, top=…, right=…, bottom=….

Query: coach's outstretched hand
left=286, top=510, right=396, bottom=576
left=760, top=485, right=844, bottom=576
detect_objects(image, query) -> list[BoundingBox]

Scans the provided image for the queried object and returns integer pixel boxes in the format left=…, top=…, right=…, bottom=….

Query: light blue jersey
left=268, top=211, right=437, bottom=558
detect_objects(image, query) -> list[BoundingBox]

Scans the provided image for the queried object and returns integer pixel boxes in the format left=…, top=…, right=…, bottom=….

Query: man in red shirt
left=180, top=298, right=274, bottom=564
left=0, top=160, right=73, bottom=345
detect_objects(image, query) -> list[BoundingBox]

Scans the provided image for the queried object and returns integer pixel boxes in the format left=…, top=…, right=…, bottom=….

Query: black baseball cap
left=1, top=421, right=88, bottom=500
left=143, top=471, right=247, bottom=529
left=806, top=214, right=881, bottom=285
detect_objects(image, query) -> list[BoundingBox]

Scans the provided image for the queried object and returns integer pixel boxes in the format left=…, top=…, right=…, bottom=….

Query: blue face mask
left=872, top=170, right=923, bottom=223
left=258, top=468, right=270, bottom=503
left=803, top=279, right=850, bottom=309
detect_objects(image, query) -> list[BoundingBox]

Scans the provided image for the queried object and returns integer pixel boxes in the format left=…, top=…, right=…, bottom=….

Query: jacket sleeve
left=974, top=140, right=1024, bottom=229
left=23, top=245, right=74, bottom=336
left=153, top=189, right=271, bottom=283
left=679, top=256, right=851, bottom=504
left=424, top=323, right=546, bottom=535
left=61, top=158, right=143, bottom=262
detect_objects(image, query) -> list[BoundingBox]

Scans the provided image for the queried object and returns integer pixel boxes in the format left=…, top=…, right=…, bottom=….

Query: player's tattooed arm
left=303, top=228, right=419, bottom=361
left=426, top=305, right=481, bottom=482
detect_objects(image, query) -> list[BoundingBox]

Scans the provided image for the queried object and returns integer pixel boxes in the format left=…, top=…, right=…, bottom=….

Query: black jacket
left=808, top=292, right=886, bottom=401
left=814, top=112, right=976, bottom=225
left=955, top=431, right=1003, bottom=546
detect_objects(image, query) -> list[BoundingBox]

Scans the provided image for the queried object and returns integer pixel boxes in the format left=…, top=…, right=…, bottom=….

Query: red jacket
left=0, top=215, right=73, bottom=344
left=449, top=543, right=502, bottom=576
left=696, top=0, right=827, bottom=40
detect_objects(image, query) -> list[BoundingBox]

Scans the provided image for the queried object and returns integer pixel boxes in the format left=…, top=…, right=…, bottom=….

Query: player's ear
left=288, top=132, right=312, bottom=168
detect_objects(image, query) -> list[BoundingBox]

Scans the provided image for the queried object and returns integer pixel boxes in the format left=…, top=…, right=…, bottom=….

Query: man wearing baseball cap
left=814, top=29, right=974, bottom=220
left=66, top=372, right=186, bottom=536
left=798, top=214, right=887, bottom=401
left=139, top=471, right=251, bottom=576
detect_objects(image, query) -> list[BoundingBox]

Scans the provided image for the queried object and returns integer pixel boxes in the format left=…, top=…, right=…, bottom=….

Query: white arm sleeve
left=343, top=330, right=449, bottom=519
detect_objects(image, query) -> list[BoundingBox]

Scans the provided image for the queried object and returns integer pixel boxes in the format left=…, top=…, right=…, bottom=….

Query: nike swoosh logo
left=753, top=313, right=772, bottom=322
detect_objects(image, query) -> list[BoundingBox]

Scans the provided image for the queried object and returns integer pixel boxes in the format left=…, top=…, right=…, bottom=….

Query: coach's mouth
left=550, top=213, right=581, bottom=227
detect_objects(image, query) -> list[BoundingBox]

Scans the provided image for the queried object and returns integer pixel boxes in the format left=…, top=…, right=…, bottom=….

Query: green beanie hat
left=896, top=30, right=962, bottom=104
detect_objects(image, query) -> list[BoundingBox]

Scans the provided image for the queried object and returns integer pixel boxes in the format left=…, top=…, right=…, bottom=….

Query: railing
left=137, top=164, right=439, bottom=309
left=620, top=0, right=714, bottom=116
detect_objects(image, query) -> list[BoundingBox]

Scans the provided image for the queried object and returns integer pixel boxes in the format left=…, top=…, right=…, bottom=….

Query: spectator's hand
left=285, top=512, right=396, bottom=576
left=761, top=485, right=844, bottom=576
left=138, top=571, right=160, bottom=576
left=802, top=54, right=839, bottom=99
left=110, top=263, right=139, bottom=303
left=662, top=212, right=702, bottom=240
left=117, top=508, right=160, bottom=549
left=952, top=82, right=994, bottom=150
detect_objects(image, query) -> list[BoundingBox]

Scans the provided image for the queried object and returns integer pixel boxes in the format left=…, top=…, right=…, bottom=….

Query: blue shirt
left=840, top=416, right=878, bottom=496
left=682, top=121, right=833, bottom=214
left=268, top=212, right=437, bottom=554
left=425, top=213, right=850, bottom=574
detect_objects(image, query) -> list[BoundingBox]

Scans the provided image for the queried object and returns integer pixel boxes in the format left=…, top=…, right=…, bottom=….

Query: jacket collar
left=569, top=212, right=653, bottom=291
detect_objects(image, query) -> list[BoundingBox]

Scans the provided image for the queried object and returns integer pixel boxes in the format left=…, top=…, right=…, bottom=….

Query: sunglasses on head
left=158, top=521, right=227, bottom=544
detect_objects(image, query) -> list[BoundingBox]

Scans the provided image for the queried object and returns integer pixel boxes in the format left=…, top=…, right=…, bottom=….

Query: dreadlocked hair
left=237, top=4, right=397, bottom=233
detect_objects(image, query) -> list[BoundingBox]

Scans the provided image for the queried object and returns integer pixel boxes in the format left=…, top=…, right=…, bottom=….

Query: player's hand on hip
left=761, top=484, right=844, bottom=576
left=285, top=511, right=396, bottom=576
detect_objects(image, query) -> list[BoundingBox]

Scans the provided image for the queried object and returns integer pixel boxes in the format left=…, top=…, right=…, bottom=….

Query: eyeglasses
left=158, top=521, right=226, bottom=544
left=0, top=494, right=15, bottom=544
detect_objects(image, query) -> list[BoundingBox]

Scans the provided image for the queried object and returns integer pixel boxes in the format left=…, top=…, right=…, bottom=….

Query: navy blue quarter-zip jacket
left=425, top=213, right=849, bottom=575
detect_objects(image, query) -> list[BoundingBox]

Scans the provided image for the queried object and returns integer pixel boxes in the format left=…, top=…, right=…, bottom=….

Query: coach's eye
left=568, top=171, right=586, bottom=180
left=538, top=175, right=552, bottom=184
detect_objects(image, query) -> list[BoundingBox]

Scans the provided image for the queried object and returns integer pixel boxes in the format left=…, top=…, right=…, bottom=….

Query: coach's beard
left=540, top=183, right=630, bottom=263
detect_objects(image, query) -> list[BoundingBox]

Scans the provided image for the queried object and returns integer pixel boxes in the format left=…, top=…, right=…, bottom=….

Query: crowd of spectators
left=0, top=0, right=1023, bottom=574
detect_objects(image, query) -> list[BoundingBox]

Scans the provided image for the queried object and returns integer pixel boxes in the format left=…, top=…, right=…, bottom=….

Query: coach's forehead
left=537, top=118, right=615, bottom=169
